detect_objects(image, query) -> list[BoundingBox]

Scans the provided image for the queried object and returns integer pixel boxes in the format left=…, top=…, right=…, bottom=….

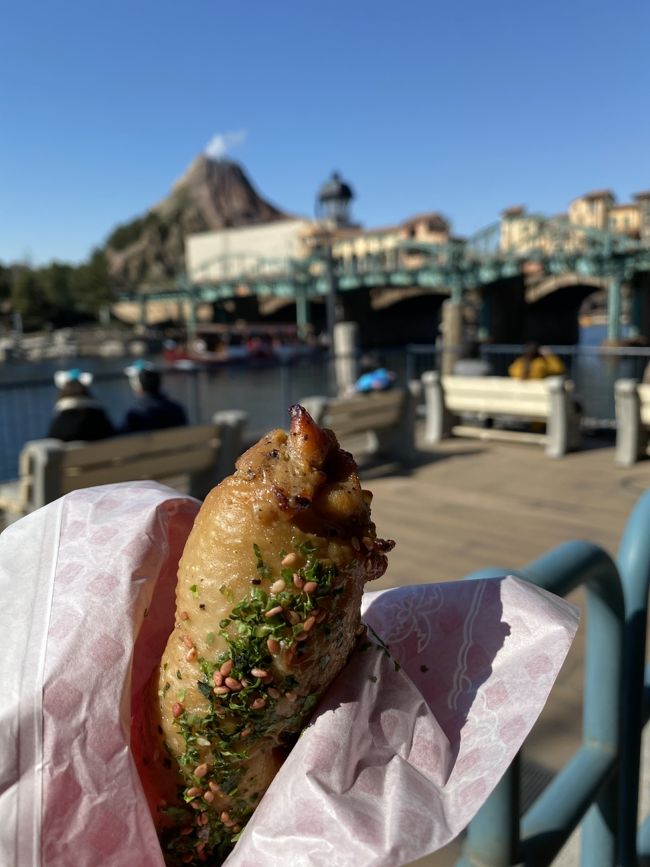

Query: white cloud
left=204, top=129, right=247, bottom=159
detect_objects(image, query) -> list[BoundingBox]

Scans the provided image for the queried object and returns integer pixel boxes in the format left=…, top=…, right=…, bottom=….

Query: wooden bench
left=614, top=379, right=650, bottom=465
left=422, top=371, right=581, bottom=458
left=0, top=410, right=247, bottom=521
left=300, top=383, right=421, bottom=464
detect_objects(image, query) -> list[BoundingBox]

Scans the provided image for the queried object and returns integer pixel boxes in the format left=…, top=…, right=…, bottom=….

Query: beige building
left=327, top=212, right=450, bottom=268
left=567, top=189, right=616, bottom=231
left=500, top=188, right=650, bottom=254
left=186, top=219, right=313, bottom=284
left=186, top=212, right=452, bottom=285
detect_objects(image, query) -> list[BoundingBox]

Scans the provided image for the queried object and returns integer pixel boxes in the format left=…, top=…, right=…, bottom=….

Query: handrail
left=616, top=490, right=650, bottom=865
left=457, top=491, right=650, bottom=865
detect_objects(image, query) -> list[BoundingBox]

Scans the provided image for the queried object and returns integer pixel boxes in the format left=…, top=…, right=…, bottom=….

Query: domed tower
left=316, top=171, right=355, bottom=228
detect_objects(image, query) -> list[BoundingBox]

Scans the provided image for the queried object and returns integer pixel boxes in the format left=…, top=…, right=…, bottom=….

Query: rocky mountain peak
left=105, top=155, right=288, bottom=290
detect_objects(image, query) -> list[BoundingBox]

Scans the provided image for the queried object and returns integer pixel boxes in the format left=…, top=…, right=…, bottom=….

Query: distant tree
left=70, top=249, right=113, bottom=314
left=11, top=268, right=52, bottom=330
left=41, top=262, right=75, bottom=318
left=4, top=247, right=115, bottom=329
left=0, top=263, right=11, bottom=300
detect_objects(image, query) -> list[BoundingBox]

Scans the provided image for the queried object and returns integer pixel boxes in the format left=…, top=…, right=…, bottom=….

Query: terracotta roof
left=501, top=205, right=526, bottom=217
left=581, top=189, right=616, bottom=201
left=401, top=211, right=450, bottom=231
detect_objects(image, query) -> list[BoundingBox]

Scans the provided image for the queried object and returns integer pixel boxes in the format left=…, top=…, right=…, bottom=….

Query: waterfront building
left=500, top=188, right=650, bottom=255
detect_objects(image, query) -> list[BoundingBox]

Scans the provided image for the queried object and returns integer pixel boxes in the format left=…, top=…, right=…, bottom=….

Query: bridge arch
left=525, top=273, right=607, bottom=304
left=524, top=275, right=608, bottom=344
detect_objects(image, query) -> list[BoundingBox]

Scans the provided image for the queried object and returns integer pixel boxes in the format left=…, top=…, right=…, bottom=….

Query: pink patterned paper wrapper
left=0, top=482, right=579, bottom=867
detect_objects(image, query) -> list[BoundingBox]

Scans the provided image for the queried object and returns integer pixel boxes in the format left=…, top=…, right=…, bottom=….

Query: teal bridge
left=121, top=217, right=650, bottom=344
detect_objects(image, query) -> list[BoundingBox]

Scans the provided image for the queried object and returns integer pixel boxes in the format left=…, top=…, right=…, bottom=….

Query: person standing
left=121, top=360, right=188, bottom=433
left=48, top=369, right=115, bottom=441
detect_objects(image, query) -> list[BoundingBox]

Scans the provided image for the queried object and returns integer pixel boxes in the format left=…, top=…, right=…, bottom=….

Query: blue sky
left=2, top=0, right=649, bottom=265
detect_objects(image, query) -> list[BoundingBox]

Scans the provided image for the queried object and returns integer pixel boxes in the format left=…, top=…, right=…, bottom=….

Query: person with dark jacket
left=121, top=360, right=188, bottom=434
left=48, top=369, right=115, bottom=442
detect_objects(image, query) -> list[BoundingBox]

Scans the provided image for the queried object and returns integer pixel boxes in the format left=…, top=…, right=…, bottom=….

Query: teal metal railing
left=456, top=490, right=650, bottom=866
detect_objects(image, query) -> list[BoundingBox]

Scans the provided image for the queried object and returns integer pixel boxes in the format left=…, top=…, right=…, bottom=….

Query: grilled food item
left=139, top=405, right=394, bottom=866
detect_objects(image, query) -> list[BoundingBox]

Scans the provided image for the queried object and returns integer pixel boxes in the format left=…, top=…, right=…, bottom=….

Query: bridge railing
left=455, top=488, right=650, bottom=866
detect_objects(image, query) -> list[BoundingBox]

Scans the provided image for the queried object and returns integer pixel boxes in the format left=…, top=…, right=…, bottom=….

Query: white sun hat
left=124, top=359, right=156, bottom=380
left=53, top=368, right=94, bottom=389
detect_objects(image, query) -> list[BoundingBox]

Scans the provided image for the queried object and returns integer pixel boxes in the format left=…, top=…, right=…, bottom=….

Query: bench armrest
left=545, top=376, right=581, bottom=458
left=615, top=379, right=646, bottom=467
left=20, top=439, right=68, bottom=510
left=422, top=370, right=450, bottom=443
left=205, top=410, right=249, bottom=495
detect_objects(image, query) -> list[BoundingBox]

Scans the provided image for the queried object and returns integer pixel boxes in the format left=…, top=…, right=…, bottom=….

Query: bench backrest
left=15, top=411, right=248, bottom=511
left=441, top=375, right=553, bottom=419
left=317, top=389, right=405, bottom=438
left=55, top=424, right=220, bottom=493
left=301, top=384, right=420, bottom=464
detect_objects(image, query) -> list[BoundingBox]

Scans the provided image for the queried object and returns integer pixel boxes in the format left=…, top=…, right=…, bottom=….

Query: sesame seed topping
left=303, top=615, right=316, bottom=632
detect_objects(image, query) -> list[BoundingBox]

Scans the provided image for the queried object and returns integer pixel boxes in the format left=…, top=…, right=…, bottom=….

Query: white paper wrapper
left=0, top=482, right=579, bottom=867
